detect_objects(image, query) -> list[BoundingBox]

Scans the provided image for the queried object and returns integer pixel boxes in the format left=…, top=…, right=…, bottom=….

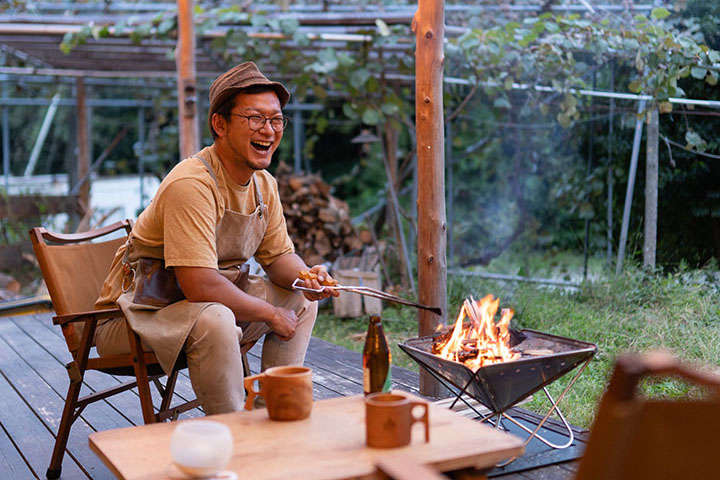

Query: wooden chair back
left=28, top=219, right=202, bottom=480
left=575, top=351, right=720, bottom=480
left=29, top=220, right=131, bottom=352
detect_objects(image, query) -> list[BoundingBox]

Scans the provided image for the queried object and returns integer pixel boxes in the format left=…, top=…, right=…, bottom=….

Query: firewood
left=274, top=161, right=370, bottom=265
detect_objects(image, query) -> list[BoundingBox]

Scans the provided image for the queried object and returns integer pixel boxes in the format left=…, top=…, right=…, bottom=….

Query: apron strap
left=194, top=154, right=219, bottom=188
left=194, top=153, right=266, bottom=213
left=250, top=174, right=265, bottom=212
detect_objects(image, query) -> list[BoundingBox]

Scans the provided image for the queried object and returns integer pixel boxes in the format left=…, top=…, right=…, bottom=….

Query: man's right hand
left=268, top=307, right=298, bottom=341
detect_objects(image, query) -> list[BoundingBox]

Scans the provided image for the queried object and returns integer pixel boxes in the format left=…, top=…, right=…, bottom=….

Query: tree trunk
left=644, top=107, right=658, bottom=270
left=414, top=0, right=446, bottom=397
left=176, top=0, right=199, bottom=160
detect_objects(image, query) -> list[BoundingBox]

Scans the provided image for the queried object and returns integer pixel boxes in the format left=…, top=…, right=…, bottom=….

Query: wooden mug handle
left=410, top=402, right=430, bottom=443
left=244, top=373, right=266, bottom=411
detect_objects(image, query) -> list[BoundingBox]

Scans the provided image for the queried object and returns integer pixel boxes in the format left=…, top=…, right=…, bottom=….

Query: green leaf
left=651, top=7, right=671, bottom=20
left=690, top=67, right=707, bottom=79
left=505, top=22, right=520, bottom=34
left=706, top=72, right=718, bottom=86
left=59, top=32, right=74, bottom=54
left=315, top=116, right=328, bottom=133
left=336, top=51, right=355, bottom=68
left=292, top=29, right=310, bottom=47
left=250, top=14, right=267, bottom=27
left=557, top=112, right=572, bottom=128
left=381, top=102, right=399, bottom=116
left=362, top=108, right=382, bottom=125
left=685, top=130, right=704, bottom=148
left=493, top=97, right=511, bottom=109
left=628, top=80, right=642, bottom=93
left=375, top=19, right=391, bottom=37
left=158, top=18, right=175, bottom=35
left=503, top=76, right=513, bottom=90
left=342, top=103, right=359, bottom=121
left=518, top=32, right=537, bottom=47
left=659, top=101, right=673, bottom=114
left=349, top=68, right=371, bottom=90
left=709, top=51, right=720, bottom=63
left=635, top=50, right=645, bottom=71
left=279, top=18, right=299, bottom=35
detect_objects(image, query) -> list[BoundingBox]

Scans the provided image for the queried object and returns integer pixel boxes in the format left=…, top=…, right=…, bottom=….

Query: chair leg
left=127, top=329, right=156, bottom=424
left=46, top=380, right=83, bottom=479
left=160, top=370, right=180, bottom=413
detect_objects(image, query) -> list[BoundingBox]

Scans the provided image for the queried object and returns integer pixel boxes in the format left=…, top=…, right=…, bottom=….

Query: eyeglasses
left=230, top=114, right=289, bottom=132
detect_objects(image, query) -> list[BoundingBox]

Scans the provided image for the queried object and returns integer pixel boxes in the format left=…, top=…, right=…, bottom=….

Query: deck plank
left=0, top=334, right=88, bottom=478
left=0, top=420, right=38, bottom=479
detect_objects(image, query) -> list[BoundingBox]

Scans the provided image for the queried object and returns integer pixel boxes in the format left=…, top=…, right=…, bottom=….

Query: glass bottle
left=363, top=315, right=392, bottom=395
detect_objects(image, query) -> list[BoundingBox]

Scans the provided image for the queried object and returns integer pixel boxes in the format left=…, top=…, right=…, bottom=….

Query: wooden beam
left=414, top=0, right=446, bottom=397
left=176, top=0, right=199, bottom=160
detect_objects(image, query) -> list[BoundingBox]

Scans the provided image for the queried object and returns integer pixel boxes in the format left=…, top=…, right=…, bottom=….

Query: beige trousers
left=95, top=281, right=317, bottom=415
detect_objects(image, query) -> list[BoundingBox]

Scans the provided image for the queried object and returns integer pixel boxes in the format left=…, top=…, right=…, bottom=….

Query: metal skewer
left=291, top=278, right=442, bottom=316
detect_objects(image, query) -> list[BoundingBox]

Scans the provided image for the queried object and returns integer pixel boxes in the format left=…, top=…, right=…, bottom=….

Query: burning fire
left=432, top=295, right=520, bottom=371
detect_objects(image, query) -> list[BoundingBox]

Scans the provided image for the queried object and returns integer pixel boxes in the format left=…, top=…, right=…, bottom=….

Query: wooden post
left=414, top=0, right=447, bottom=397
left=176, top=0, right=199, bottom=160
left=75, top=77, right=89, bottom=215
left=644, top=106, right=659, bottom=270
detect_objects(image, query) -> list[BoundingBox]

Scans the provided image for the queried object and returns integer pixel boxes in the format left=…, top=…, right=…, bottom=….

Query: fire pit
left=399, top=295, right=597, bottom=453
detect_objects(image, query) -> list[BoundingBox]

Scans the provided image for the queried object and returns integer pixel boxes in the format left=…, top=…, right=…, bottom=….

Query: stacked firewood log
left=275, top=162, right=369, bottom=266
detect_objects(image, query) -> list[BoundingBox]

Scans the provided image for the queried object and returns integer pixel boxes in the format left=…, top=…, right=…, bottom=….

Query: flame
left=433, top=295, right=519, bottom=371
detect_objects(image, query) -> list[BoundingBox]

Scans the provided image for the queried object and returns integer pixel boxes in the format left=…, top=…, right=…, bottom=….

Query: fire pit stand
left=399, top=329, right=597, bottom=458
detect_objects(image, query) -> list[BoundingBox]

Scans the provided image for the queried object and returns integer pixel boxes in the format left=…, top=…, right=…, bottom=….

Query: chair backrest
left=29, top=220, right=132, bottom=351
left=575, top=351, right=720, bottom=480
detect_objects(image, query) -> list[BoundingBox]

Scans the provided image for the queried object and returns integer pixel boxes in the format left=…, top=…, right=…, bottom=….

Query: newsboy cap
left=208, top=62, right=290, bottom=135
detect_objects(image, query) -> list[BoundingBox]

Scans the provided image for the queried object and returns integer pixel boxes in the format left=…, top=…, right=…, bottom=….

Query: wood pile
left=275, top=162, right=370, bottom=266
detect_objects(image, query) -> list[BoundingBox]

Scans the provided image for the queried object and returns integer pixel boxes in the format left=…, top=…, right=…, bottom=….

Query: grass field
left=313, top=260, right=720, bottom=429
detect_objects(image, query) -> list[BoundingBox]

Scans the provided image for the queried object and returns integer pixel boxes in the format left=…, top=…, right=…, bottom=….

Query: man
left=94, top=62, right=337, bottom=414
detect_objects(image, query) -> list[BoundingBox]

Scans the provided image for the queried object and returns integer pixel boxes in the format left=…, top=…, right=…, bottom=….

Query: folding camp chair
left=575, top=351, right=720, bottom=480
left=29, top=219, right=201, bottom=479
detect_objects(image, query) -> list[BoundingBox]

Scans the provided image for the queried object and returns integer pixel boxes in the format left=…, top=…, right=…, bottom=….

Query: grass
left=313, top=258, right=720, bottom=430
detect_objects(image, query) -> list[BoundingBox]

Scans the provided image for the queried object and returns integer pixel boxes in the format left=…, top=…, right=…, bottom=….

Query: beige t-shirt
left=95, top=144, right=294, bottom=309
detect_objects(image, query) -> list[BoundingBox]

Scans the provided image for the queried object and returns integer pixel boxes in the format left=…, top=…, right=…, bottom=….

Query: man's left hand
left=301, top=265, right=340, bottom=301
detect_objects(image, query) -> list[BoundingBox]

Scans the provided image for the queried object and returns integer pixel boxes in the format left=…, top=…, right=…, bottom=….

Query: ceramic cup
left=244, top=366, right=313, bottom=421
left=170, top=420, right=233, bottom=477
left=365, top=392, right=430, bottom=448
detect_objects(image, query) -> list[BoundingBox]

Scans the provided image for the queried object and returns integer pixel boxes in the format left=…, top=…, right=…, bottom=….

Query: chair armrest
left=53, top=308, right=123, bottom=326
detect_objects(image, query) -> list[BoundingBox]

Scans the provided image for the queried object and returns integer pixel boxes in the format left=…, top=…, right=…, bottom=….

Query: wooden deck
left=0, top=312, right=584, bottom=479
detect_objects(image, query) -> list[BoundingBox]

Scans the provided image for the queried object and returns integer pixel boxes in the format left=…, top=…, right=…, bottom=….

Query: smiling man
left=93, top=62, right=337, bottom=414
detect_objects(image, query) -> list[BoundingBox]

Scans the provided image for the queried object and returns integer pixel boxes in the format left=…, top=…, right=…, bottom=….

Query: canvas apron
left=117, top=155, right=268, bottom=375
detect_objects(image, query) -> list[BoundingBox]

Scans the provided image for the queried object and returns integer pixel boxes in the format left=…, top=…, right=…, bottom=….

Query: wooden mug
left=365, top=392, right=430, bottom=448
left=244, top=366, right=313, bottom=421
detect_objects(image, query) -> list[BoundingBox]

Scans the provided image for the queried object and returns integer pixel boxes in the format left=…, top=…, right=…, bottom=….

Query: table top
left=89, top=392, right=524, bottom=480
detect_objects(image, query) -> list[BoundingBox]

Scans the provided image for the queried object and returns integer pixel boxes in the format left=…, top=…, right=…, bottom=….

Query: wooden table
left=89, top=392, right=524, bottom=480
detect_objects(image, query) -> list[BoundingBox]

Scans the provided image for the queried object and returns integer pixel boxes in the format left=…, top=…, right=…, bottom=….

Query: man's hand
left=268, top=307, right=298, bottom=341
left=300, top=265, right=340, bottom=302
